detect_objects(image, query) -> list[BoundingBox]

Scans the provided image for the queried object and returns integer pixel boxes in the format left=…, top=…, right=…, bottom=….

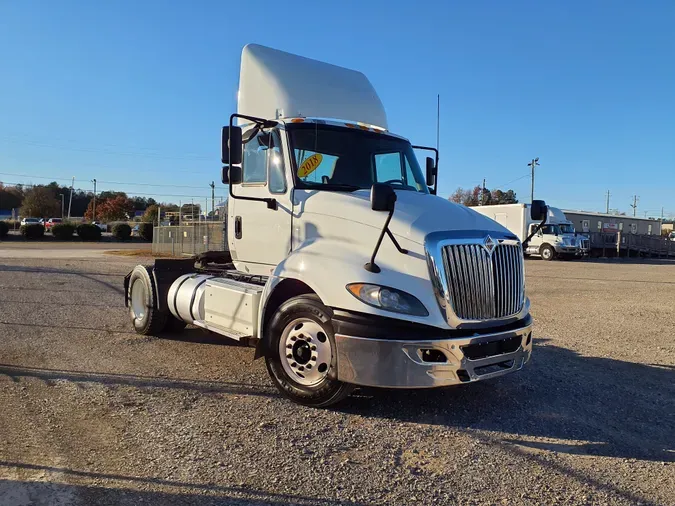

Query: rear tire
left=127, top=266, right=167, bottom=335
left=265, top=295, right=354, bottom=407
left=540, top=244, right=555, bottom=261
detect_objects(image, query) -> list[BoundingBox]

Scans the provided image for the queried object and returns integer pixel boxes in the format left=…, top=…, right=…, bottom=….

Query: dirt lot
left=0, top=252, right=673, bottom=505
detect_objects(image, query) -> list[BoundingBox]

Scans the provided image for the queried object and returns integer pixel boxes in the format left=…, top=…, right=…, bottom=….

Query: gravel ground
left=0, top=254, right=673, bottom=505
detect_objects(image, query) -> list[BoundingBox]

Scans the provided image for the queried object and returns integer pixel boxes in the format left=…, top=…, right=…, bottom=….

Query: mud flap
left=123, top=272, right=132, bottom=307
left=151, top=258, right=196, bottom=312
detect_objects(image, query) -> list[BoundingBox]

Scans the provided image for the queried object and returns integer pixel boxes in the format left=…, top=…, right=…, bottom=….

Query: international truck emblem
left=484, top=235, right=495, bottom=253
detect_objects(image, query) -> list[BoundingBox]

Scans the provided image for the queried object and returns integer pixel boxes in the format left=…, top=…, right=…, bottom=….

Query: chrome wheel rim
left=130, top=280, right=147, bottom=322
left=278, top=318, right=332, bottom=387
left=542, top=248, right=552, bottom=260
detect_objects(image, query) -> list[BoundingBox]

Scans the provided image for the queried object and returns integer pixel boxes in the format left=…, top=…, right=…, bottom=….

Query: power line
left=0, top=172, right=215, bottom=189
left=0, top=181, right=224, bottom=199
left=493, top=172, right=530, bottom=190
left=1, top=131, right=209, bottom=156
left=0, top=134, right=211, bottom=161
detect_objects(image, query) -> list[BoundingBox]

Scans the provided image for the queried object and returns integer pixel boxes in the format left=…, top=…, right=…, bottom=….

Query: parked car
left=45, top=218, right=63, bottom=231
left=91, top=221, right=107, bottom=231
left=20, top=217, right=42, bottom=227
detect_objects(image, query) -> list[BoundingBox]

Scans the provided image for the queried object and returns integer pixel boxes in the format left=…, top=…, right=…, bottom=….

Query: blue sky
left=1, top=0, right=673, bottom=217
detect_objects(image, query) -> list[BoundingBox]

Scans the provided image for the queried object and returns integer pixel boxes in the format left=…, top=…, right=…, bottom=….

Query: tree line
left=449, top=186, right=518, bottom=206
left=0, top=182, right=173, bottom=222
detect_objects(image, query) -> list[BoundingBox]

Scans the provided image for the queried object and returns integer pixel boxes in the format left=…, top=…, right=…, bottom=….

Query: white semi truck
left=471, top=204, right=587, bottom=260
left=124, top=44, right=547, bottom=406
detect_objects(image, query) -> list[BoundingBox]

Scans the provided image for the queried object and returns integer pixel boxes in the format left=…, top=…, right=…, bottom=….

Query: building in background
left=563, top=210, right=660, bottom=236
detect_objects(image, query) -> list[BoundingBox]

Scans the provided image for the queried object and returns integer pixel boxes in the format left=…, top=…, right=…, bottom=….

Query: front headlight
left=346, top=283, right=429, bottom=316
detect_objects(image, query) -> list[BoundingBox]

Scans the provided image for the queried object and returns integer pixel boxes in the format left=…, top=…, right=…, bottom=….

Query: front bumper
left=553, top=245, right=579, bottom=254
left=335, top=322, right=533, bottom=388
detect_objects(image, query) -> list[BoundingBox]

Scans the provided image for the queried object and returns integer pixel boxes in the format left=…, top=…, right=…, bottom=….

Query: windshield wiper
left=301, top=182, right=362, bottom=192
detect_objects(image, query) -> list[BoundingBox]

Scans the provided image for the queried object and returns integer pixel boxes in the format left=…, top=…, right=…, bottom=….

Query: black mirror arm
left=365, top=209, right=408, bottom=273
left=385, top=228, right=408, bottom=254
left=523, top=214, right=548, bottom=250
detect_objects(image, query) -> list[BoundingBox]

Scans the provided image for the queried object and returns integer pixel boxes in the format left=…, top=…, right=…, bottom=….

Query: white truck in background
left=471, top=204, right=586, bottom=260
left=124, top=44, right=548, bottom=407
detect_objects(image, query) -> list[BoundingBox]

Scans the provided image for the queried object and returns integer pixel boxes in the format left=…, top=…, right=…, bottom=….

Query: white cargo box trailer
left=471, top=204, right=584, bottom=260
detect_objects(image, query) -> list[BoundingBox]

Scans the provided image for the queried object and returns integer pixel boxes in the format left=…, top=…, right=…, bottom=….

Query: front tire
left=265, top=295, right=354, bottom=407
left=540, top=244, right=555, bottom=261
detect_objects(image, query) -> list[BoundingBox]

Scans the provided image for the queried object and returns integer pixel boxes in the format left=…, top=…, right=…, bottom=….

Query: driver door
left=228, top=128, right=293, bottom=275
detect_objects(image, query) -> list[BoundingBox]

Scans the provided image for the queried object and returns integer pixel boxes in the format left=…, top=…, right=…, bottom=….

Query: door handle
left=234, top=216, right=242, bottom=239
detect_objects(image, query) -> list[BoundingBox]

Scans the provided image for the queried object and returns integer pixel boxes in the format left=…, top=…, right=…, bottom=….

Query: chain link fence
left=587, top=231, right=675, bottom=258
left=152, top=222, right=227, bottom=256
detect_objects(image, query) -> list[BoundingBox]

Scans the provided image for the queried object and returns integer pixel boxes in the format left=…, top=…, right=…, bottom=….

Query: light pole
left=91, top=179, right=97, bottom=220
left=528, top=158, right=540, bottom=203
left=67, top=177, right=75, bottom=219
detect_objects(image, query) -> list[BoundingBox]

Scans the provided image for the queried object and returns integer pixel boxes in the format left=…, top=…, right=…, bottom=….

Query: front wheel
left=265, top=295, right=354, bottom=407
left=540, top=244, right=555, bottom=261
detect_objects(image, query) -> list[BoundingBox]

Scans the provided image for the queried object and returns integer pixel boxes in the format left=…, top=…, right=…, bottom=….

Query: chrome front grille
left=441, top=242, right=524, bottom=320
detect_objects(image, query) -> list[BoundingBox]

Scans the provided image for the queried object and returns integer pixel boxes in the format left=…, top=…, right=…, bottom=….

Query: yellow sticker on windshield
left=298, top=153, right=323, bottom=178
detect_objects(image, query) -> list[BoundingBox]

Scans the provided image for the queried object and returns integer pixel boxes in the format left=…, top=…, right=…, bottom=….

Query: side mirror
left=370, top=183, right=397, bottom=212
left=425, top=157, right=436, bottom=187
left=222, top=165, right=242, bottom=185
left=531, top=200, right=547, bottom=221
left=221, top=126, right=243, bottom=165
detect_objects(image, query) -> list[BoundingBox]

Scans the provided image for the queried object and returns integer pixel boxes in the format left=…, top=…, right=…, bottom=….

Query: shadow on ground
left=0, top=472, right=361, bottom=506
left=340, top=340, right=674, bottom=463
left=0, top=361, right=276, bottom=399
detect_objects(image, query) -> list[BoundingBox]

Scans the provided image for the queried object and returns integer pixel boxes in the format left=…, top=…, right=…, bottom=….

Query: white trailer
left=470, top=203, right=586, bottom=260
left=124, top=44, right=547, bottom=406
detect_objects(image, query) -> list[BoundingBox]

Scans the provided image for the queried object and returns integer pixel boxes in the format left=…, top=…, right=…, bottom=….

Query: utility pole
left=528, top=158, right=540, bottom=203
left=210, top=181, right=215, bottom=218
left=91, top=179, right=97, bottom=221
left=67, top=177, right=75, bottom=219
left=630, top=195, right=639, bottom=217
left=480, top=178, right=487, bottom=205
left=605, top=190, right=610, bottom=214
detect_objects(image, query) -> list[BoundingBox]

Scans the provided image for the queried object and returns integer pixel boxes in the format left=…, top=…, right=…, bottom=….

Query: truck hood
left=294, top=189, right=517, bottom=245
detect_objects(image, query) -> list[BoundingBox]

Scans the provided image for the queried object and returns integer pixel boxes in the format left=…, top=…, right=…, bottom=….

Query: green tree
left=142, top=204, right=159, bottom=223
left=450, top=186, right=518, bottom=206
left=449, top=186, right=483, bottom=206
left=489, top=189, right=518, bottom=204
left=0, top=184, right=24, bottom=211
left=180, top=203, right=201, bottom=218
left=20, top=186, right=60, bottom=218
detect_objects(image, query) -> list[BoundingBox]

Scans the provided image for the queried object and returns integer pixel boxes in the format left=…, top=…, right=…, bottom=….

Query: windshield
left=559, top=223, right=575, bottom=234
left=540, top=224, right=562, bottom=235
left=288, top=124, right=428, bottom=193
